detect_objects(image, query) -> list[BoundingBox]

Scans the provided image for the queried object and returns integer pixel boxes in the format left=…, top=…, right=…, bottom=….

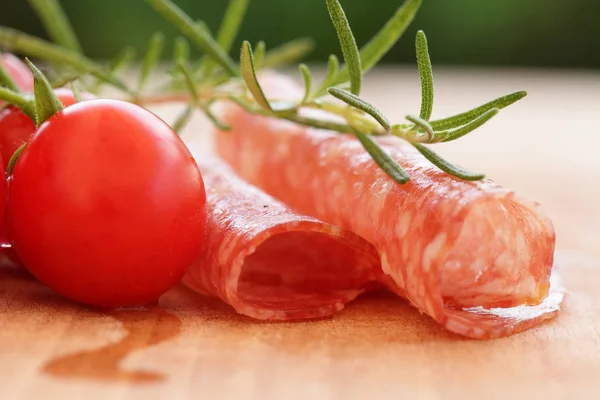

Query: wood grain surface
left=1, top=69, right=599, bottom=400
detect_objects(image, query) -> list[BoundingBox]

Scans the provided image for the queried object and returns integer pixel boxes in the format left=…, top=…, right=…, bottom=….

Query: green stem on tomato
left=6, top=143, right=25, bottom=176
left=0, top=87, right=35, bottom=120
left=26, top=58, right=64, bottom=127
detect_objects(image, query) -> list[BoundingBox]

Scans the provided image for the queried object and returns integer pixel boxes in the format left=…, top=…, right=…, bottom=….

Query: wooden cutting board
left=1, top=69, right=599, bottom=400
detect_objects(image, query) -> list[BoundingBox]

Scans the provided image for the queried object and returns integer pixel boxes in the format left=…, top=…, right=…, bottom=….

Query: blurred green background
left=1, top=0, right=598, bottom=69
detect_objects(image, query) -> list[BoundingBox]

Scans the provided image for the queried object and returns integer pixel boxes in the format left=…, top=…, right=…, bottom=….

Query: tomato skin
left=7, top=99, right=207, bottom=308
left=0, top=54, right=33, bottom=94
left=0, top=155, right=6, bottom=244
left=0, top=88, right=93, bottom=169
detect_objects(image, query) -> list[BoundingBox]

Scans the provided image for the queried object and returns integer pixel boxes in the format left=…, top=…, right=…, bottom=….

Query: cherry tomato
left=7, top=99, right=207, bottom=308
left=0, top=53, right=33, bottom=94
left=0, top=88, right=93, bottom=169
left=0, top=155, right=6, bottom=242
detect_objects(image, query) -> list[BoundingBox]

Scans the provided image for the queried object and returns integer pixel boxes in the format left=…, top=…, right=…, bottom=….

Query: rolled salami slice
left=213, top=75, right=565, bottom=338
left=182, top=157, right=381, bottom=320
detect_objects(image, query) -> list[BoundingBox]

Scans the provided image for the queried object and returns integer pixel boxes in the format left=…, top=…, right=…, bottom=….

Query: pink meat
left=213, top=74, right=565, bottom=338
left=182, top=157, right=381, bottom=320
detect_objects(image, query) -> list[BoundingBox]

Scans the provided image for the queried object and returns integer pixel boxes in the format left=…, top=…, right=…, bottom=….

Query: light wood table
left=1, top=68, right=599, bottom=400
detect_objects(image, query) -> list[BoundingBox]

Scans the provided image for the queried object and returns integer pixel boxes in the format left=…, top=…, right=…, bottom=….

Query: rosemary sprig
left=436, top=108, right=499, bottom=142
left=326, top=0, right=362, bottom=95
left=201, top=0, right=249, bottom=78
left=415, top=30, right=433, bottom=121
left=413, top=144, right=485, bottom=181
left=299, top=64, right=312, bottom=104
left=0, top=0, right=529, bottom=185
left=314, top=54, right=339, bottom=97
left=240, top=41, right=272, bottom=111
left=260, top=38, right=315, bottom=69
left=0, top=27, right=130, bottom=93
left=429, top=91, right=527, bottom=131
left=354, top=131, right=410, bottom=184
left=70, top=81, right=83, bottom=103
left=138, top=32, right=164, bottom=93
left=253, top=41, right=266, bottom=68
left=328, top=88, right=390, bottom=131
left=335, top=0, right=421, bottom=83
left=144, top=0, right=238, bottom=77
left=27, top=0, right=82, bottom=53
left=173, top=37, right=190, bottom=66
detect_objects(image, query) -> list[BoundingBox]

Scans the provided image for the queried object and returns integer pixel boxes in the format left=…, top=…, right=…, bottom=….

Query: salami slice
left=213, top=74, right=565, bottom=338
left=182, top=157, right=381, bottom=320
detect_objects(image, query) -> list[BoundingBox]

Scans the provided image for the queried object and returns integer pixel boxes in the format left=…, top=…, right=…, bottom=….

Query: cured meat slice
left=213, top=75, right=565, bottom=338
left=182, top=157, right=381, bottom=320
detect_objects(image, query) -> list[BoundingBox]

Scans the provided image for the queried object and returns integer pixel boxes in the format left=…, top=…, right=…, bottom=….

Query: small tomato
left=7, top=99, right=207, bottom=308
left=0, top=53, right=33, bottom=94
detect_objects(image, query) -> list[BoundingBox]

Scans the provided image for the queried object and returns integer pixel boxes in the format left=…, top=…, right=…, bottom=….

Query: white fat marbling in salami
left=182, top=157, right=381, bottom=320
left=213, top=74, right=565, bottom=339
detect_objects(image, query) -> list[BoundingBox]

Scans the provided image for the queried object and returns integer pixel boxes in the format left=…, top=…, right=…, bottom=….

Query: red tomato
left=0, top=155, right=6, bottom=243
left=0, top=88, right=93, bottom=169
left=7, top=99, right=207, bottom=308
left=0, top=53, right=33, bottom=94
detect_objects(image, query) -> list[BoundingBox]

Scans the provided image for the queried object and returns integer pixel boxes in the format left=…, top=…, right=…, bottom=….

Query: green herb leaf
left=437, top=108, right=499, bottom=142
left=172, top=104, right=193, bottom=134
left=328, top=87, right=390, bottom=130
left=336, top=0, right=421, bottom=83
left=26, top=58, right=64, bottom=127
left=176, top=61, right=199, bottom=104
left=0, top=27, right=130, bottom=93
left=0, top=52, right=19, bottom=91
left=0, top=87, right=35, bottom=119
left=314, top=54, right=339, bottom=97
left=138, top=32, right=165, bottom=93
left=145, top=0, right=238, bottom=77
left=253, top=41, right=266, bottom=68
left=415, top=30, right=433, bottom=120
left=71, top=81, right=83, bottom=102
left=299, top=64, right=312, bottom=104
left=405, top=114, right=434, bottom=140
left=50, top=72, right=84, bottom=88
left=173, top=36, right=190, bottom=66
left=110, top=46, right=137, bottom=72
left=92, top=46, right=136, bottom=93
left=202, top=0, right=250, bottom=77
left=27, top=0, right=82, bottom=53
left=412, top=143, right=484, bottom=181
left=354, top=130, right=410, bottom=184
left=285, top=113, right=355, bottom=134
left=261, top=37, right=315, bottom=69
left=192, top=21, right=213, bottom=77
left=201, top=104, right=232, bottom=131
left=326, top=0, right=362, bottom=95
left=430, top=91, right=527, bottom=131
left=240, top=41, right=271, bottom=111
left=217, top=0, right=250, bottom=52
left=6, top=143, right=26, bottom=176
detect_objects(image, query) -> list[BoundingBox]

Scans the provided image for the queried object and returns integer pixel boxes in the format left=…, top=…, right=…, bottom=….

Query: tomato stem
left=26, top=58, right=64, bottom=127
left=5, top=143, right=25, bottom=176
left=0, top=87, right=36, bottom=120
